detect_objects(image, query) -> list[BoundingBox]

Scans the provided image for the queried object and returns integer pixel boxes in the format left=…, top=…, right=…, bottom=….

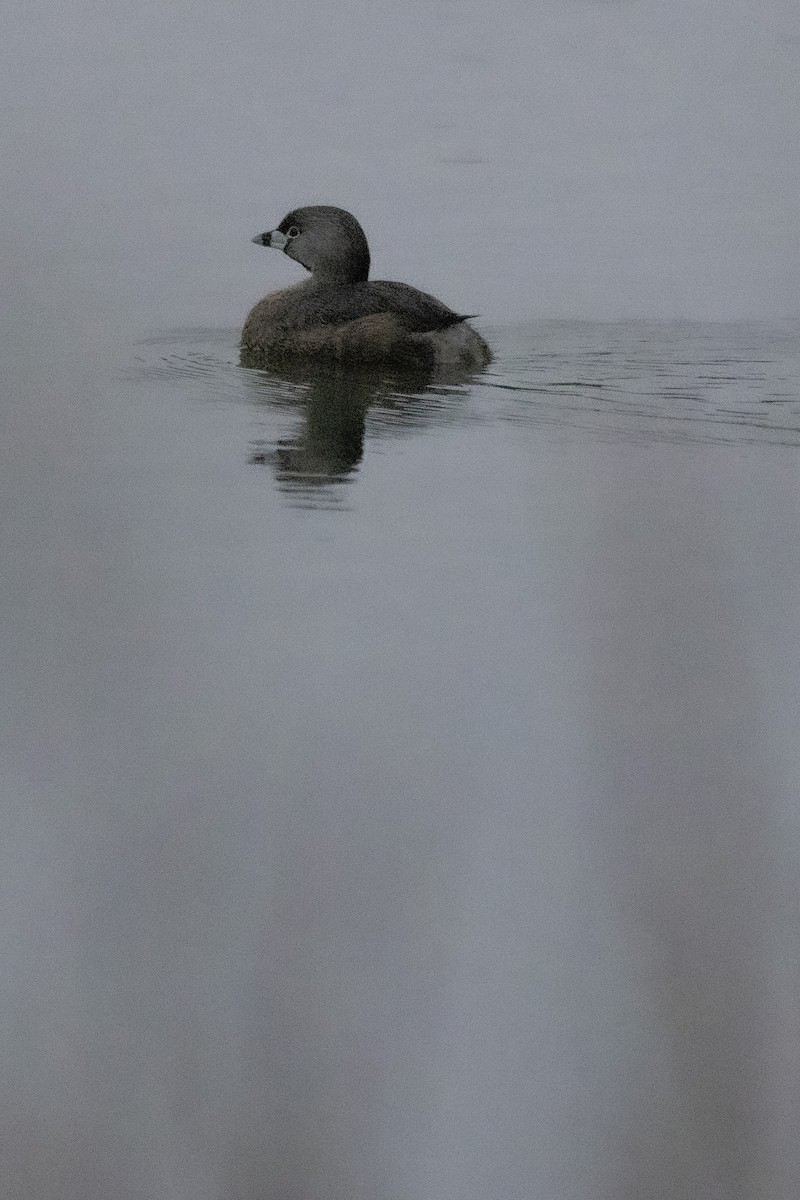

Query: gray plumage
left=240, top=206, right=491, bottom=371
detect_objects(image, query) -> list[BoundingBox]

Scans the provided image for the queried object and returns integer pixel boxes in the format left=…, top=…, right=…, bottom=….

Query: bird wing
left=367, top=281, right=470, bottom=332
left=264, top=281, right=472, bottom=335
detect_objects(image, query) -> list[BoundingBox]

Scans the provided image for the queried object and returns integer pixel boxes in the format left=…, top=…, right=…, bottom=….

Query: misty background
left=2, top=2, right=800, bottom=1199
left=2, top=0, right=798, bottom=341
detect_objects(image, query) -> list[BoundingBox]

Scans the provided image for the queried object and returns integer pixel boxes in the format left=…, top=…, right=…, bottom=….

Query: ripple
left=479, top=321, right=800, bottom=446
left=131, top=321, right=800, bottom=450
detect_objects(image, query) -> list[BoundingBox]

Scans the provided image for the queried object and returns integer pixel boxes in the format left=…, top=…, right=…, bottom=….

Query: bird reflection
left=241, top=359, right=481, bottom=501
left=248, top=369, right=372, bottom=486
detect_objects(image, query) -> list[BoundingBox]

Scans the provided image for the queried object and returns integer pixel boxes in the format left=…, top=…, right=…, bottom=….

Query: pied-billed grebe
left=240, top=206, right=491, bottom=371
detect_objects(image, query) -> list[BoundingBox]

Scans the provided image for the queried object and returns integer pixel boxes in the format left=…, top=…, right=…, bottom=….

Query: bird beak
left=251, top=229, right=289, bottom=250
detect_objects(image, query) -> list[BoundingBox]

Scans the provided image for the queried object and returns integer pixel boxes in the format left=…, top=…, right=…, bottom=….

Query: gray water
left=3, top=316, right=800, bottom=1200
left=3, top=0, right=800, bottom=1195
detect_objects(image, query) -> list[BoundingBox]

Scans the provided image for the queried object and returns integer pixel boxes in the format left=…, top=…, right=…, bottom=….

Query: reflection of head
left=272, top=376, right=370, bottom=486
left=242, top=362, right=472, bottom=500
left=245, top=369, right=375, bottom=493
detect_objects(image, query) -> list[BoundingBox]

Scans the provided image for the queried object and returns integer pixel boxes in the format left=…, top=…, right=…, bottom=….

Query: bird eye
left=287, top=225, right=300, bottom=239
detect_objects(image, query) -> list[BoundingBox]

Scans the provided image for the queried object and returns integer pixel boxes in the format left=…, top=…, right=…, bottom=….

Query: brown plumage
left=240, top=206, right=491, bottom=371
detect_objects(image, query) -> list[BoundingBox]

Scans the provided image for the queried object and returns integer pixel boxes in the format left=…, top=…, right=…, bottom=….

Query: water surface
left=3, top=319, right=800, bottom=1199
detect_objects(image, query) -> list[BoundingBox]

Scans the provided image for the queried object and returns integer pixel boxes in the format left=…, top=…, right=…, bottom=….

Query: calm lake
left=4, top=316, right=800, bottom=1198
